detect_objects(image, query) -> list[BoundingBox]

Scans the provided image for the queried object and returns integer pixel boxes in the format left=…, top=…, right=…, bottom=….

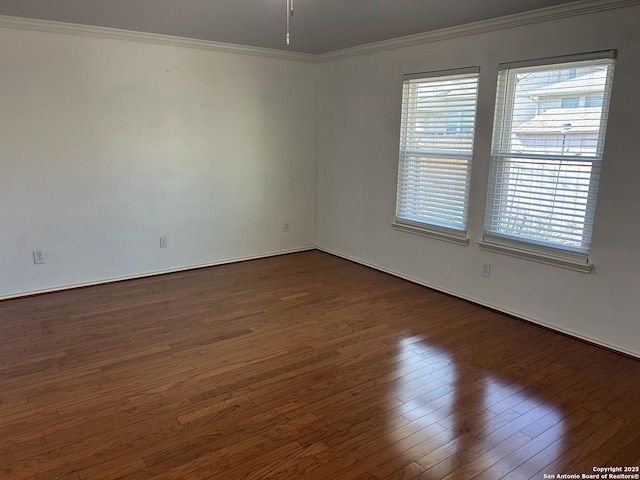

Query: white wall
left=0, top=27, right=317, bottom=298
left=2, top=5, right=639, bottom=358
left=316, top=6, right=640, bottom=357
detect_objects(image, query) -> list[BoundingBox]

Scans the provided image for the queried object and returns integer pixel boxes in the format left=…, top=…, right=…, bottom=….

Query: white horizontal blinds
left=486, top=54, right=615, bottom=255
left=396, top=71, right=479, bottom=231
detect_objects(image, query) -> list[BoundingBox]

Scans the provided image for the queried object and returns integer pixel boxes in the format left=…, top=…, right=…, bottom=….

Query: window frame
left=393, top=66, right=480, bottom=245
left=481, top=51, right=616, bottom=271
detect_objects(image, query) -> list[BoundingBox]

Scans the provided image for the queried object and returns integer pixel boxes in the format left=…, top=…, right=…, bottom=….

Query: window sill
left=391, top=221, right=469, bottom=246
left=477, top=240, right=593, bottom=274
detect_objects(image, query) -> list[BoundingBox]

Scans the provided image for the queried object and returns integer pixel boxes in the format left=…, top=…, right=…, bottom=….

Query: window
left=560, top=97, right=580, bottom=108
left=394, top=68, right=479, bottom=241
left=484, top=52, right=615, bottom=265
left=586, top=95, right=604, bottom=107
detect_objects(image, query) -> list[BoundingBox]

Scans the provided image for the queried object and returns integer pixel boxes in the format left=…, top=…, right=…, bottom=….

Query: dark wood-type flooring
left=1, top=250, right=639, bottom=479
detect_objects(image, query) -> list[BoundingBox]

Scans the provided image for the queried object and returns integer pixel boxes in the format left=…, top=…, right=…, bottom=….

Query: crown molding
left=316, top=0, right=640, bottom=62
left=0, top=15, right=317, bottom=63
left=0, top=0, right=638, bottom=63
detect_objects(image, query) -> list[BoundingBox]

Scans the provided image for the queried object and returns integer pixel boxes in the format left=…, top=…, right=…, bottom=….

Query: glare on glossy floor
left=0, top=250, right=639, bottom=479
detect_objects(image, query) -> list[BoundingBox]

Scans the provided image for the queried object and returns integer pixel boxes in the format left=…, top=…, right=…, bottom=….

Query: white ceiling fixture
left=286, top=0, right=294, bottom=45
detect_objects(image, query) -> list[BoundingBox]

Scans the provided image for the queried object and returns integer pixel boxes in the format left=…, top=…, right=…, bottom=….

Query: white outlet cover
left=33, top=250, right=46, bottom=264
left=481, top=263, right=491, bottom=277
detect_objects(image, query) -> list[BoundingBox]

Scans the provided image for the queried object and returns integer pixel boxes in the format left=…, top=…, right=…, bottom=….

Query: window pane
left=487, top=157, right=598, bottom=251
left=397, top=154, right=471, bottom=230
left=560, top=97, right=579, bottom=108
left=586, top=96, right=604, bottom=107
left=494, top=60, right=613, bottom=158
left=486, top=55, right=615, bottom=255
left=396, top=71, right=479, bottom=232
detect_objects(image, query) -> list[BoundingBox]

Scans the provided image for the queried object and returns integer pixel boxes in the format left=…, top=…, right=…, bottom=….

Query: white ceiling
left=0, top=0, right=582, bottom=54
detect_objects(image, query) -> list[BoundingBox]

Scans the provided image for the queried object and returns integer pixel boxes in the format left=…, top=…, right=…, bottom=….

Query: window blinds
left=396, top=70, right=479, bottom=233
left=485, top=54, right=615, bottom=256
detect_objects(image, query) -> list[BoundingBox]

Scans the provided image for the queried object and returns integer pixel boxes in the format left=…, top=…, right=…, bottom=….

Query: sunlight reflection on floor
left=386, top=338, right=566, bottom=477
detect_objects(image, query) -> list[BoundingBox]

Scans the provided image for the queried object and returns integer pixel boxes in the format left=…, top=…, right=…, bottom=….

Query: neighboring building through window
left=395, top=68, right=480, bottom=238
left=484, top=52, right=616, bottom=261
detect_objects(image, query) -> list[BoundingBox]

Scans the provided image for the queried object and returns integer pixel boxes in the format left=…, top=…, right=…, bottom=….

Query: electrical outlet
left=481, top=263, right=491, bottom=278
left=283, top=222, right=290, bottom=233
left=33, top=250, right=45, bottom=264
left=160, top=236, right=168, bottom=248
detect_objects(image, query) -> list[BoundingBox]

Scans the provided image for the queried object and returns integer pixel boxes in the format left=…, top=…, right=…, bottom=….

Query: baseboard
left=0, top=246, right=316, bottom=302
left=317, top=245, right=640, bottom=360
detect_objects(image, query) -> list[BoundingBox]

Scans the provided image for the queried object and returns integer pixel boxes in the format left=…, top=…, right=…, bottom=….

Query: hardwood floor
left=1, top=250, right=639, bottom=479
